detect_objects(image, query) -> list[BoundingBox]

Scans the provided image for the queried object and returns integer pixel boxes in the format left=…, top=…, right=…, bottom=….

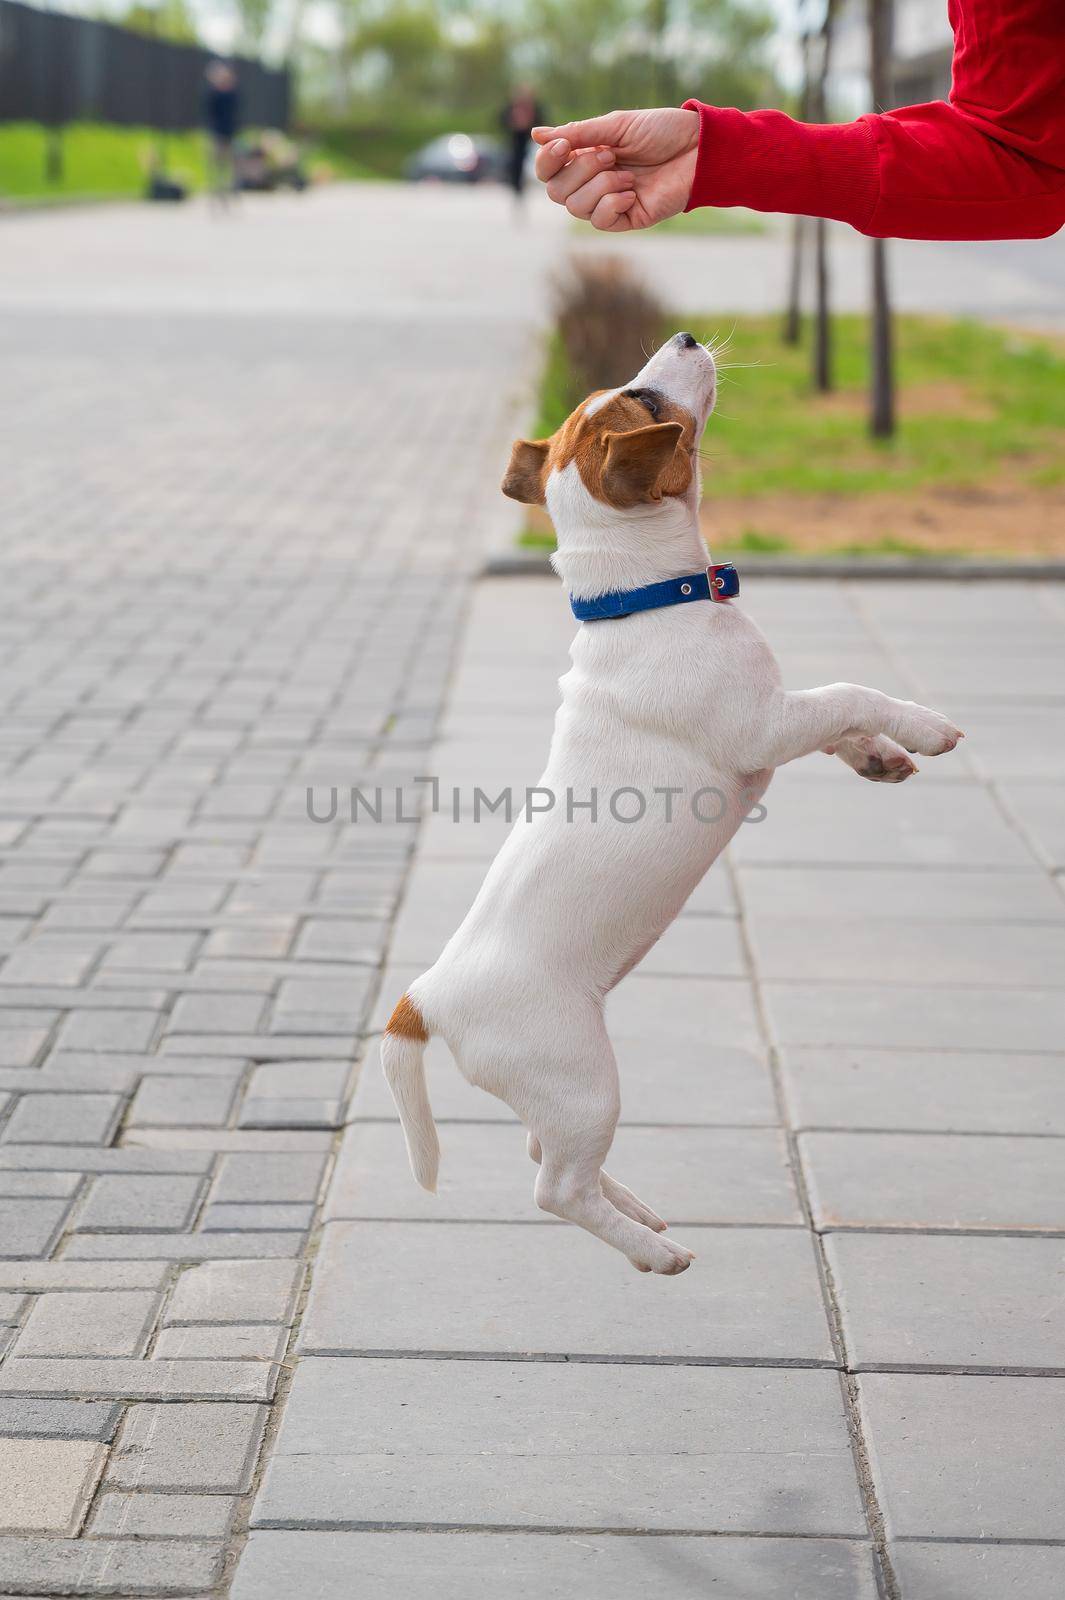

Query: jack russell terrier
left=382, top=331, right=962, bottom=1275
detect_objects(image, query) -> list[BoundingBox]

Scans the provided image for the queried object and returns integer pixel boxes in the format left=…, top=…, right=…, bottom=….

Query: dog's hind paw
left=831, top=734, right=917, bottom=783
left=631, top=1235, right=695, bottom=1275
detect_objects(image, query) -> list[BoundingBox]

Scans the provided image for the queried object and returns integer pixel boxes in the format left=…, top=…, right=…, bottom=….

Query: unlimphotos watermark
left=307, top=777, right=767, bottom=825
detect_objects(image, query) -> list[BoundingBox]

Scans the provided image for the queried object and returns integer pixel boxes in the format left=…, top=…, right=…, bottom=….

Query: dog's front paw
left=894, top=703, right=964, bottom=757
left=630, top=1234, right=695, bottom=1275
left=834, top=734, right=918, bottom=783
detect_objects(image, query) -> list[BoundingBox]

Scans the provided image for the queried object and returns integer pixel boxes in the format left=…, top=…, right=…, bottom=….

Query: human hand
left=532, top=108, right=700, bottom=232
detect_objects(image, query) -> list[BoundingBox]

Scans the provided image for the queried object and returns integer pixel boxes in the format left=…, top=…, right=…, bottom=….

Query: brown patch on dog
left=501, top=390, right=697, bottom=509
left=385, top=993, right=429, bottom=1042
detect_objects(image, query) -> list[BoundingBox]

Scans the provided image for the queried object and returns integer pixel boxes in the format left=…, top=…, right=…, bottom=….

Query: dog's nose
left=674, top=331, right=698, bottom=349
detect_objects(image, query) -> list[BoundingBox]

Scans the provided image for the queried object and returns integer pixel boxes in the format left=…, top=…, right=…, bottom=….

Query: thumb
left=531, top=111, right=629, bottom=150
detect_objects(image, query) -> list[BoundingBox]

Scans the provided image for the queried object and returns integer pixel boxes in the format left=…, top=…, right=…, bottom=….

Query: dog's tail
left=380, top=991, right=439, bottom=1193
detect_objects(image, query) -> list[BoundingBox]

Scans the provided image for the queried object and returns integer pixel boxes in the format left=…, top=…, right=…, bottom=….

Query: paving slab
left=737, top=863, right=1065, bottom=921
left=0, top=1399, right=122, bottom=1441
left=858, top=1372, right=1065, bottom=1539
left=325, top=1121, right=802, bottom=1225
left=298, top=1221, right=834, bottom=1363
left=800, top=1130, right=1065, bottom=1231
left=748, top=916, right=1065, bottom=987
left=0, top=1359, right=275, bottom=1402
left=107, top=1401, right=268, bottom=1493
left=254, top=1357, right=865, bottom=1533
left=1, top=1092, right=124, bottom=1146
left=74, top=1173, right=206, bottom=1233
left=11, top=1290, right=161, bottom=1358
left=0, top=1437, right=105, bottom=1534
left=781, top=1046, right=1065, bottom=1133
left=65, top=1231, right=302, bottom=1260
left=232, top=1530, right=878, bottom=1600
left=152, top=1323, right=288, bottom=1362
left=891, top=1541, right=1065, bottom=1600
left=0, top=1198, right=71, bottom=1259
left=826, top=1232, right=1065, bottom=1370
left=0, top=1534, right=223, bottom=1593
left=764, top=982, right=1065, bottom=1051
left=164, top=1261, right=303, bottom=1326
left=87, top=1491, right=239, bottom=1540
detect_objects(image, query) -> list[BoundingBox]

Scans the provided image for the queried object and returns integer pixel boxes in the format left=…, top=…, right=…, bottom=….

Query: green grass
left=0, top=121, right=362, bottom=202
left=638, top=207, right=767, bottom=237
left=535, top=314, right=1065, bottom=499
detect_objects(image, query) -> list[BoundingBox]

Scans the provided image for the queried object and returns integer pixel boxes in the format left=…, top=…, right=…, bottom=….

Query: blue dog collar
left=570, top=563, right=739, bottom=623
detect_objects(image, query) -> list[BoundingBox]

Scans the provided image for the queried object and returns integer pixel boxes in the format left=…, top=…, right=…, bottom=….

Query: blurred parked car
left=403, top=133, right=505, bottom=184
left=236, top=131, right=308, bottom=192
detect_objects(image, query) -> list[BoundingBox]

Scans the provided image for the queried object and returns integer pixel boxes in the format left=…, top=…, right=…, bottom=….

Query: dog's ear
left=502, top=438, right=550, bottom=505
left=602, top=422, right=685, bottom=509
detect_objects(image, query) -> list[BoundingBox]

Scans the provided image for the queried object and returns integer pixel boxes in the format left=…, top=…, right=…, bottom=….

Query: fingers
left=531, top=111, right=629, bottom=150
left=589, top=190, right=637, bottom=231
left=544, top=148, right=616, bottom=205
left=534, top=137, right=574, bottom=182
left=562, top=171, right=636, bottom=223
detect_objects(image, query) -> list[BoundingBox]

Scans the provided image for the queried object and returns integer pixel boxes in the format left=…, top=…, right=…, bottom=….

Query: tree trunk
left=782, top=216, right=805, bottom=345
left=868, top=0, right=896, bottom=437
left=813, top=217, right=831, bottom=389
left=810, top=0, right=839, bottom=389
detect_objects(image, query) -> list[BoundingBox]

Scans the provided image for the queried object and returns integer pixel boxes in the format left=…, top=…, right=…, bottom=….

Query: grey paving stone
left=238, top=1096, right=342, bottom=1129
left=630, top=914, right=747, bottom=978
left=167, top=993, right=267, bottom=1035
left=765, top=982, right=1065, bottom=1052
left=826, top=1233, right=1065, bottom=1371
left=11, top=1290, right=161, bottom=1359
left=0, top=1358, right=275, bottom=1402
left=233, top=1530, right=877, bottom=1600
left=326, top=1122, right=802, bottom=1225
left=152, top=1324, right=287, bottom=1362
left=738, top=864, right=1065, bottom=922
left=0, top=1263, right=169, bottom=1291
left=0, top=1534, right=223, bottom=1593
left=0, top=1198, right=71, bottom=1258
left=127, top=1074, right=239, bottom=1129
left=0, top=1291, right=27, bottom=1323
left=164, top=1261, right=303, bottom=1326
left=211, top=1151, right=328, bottom=1205
left=1000, top=780, right=1065, bottom=869
left=0, top=1145, right=212, bottom=1174
left=0, top=943, right=100, bottom=988
left=0, top=1171, right=82, bottom=1198
left=75, top=1174, right=206, bottom=1233
left=108, top=1401, right=268, bottom=1492
left=57, top=1009, right=162, bottom=1051
left=294, top=918, right=392, bottom=965
left=749, top=916, right=1065, bottom=987
left=858, top=1372, right=1065, bottom=1538
left=161, top=1033, right=357, bottom=1060
left=800, top=1131, right=1065, bottom=1231
left=0, top=1029, right=50, bottom=1068
left=244, top=1061, right=349, bottom=1100
left=253, top=1358, right=865, bottom=1533
left=781, top=1047, right=1065, bottom=1134
left=0, top=1437, right=105, bottom=1534
left=1, top=1092, right=124, bottom=1146
left=891, top=1541, right=1065, bottom=1600
left=270, top=976, right=372, bottom=1035
left=48, top=1050, right=250, bottom=1081
left=609, top=970, right=762, bottom=1053
left=88, top=1490, right=239, bottom=1540
left=299, top=1221, right=834, bottom=1362
left=0, top=1399, right=122, bottom=1441
left=201, top=1202, right=314, bottom=1232
left=103, top=932, right=201, bottom=971
left=66, top=1232, right=301, bottom=1261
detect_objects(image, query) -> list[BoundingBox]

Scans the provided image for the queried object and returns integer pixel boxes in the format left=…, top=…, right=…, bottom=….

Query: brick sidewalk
left=237, top=577, right=1065, bottom=1600
left=0, top=186, right=533, bottom=1592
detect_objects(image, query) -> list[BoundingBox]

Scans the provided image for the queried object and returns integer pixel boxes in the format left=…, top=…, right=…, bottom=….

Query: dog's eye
left=625, top=389, right=659, bottom=418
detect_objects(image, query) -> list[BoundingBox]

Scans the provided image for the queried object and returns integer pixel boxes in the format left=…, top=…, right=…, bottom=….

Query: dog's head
left=502, top=332, right=716, bottom=522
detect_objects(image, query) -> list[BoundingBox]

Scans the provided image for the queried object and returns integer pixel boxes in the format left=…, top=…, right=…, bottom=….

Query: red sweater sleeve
left=683, top=0, right=1065, bottom=241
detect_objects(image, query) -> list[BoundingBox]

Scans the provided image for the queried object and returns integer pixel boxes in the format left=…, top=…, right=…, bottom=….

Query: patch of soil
left=704, top=479, right=1065, bottom=557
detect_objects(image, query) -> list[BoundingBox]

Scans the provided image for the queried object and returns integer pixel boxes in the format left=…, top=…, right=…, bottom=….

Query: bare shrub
left=551, top=255, right=666, bottom=411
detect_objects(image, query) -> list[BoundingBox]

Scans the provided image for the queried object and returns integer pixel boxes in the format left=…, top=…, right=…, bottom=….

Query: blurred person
left=203, top=60, right=241, bottom=207
left=500, top=85, right=547, bottom=209
left=531, top=0, right=1065, bottom=240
